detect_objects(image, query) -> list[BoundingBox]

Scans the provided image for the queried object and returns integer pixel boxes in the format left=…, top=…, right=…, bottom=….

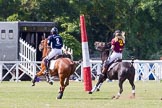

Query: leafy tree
left=60, top=32, right=81, bottom=60
left=7, top=14, right=19, bottom=21
left=1, top=0, right=162, bottom=60
left=0, top=0, right=21, bottom=21
left=126, top=0, right=162, bottom=59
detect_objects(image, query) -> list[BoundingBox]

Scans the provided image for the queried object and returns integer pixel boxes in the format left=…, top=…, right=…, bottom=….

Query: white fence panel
left=0, top=61, right=39, bottom=82
left=133, top=60, right=162, bottom=81
left=19, top=38, right=36, bottom=79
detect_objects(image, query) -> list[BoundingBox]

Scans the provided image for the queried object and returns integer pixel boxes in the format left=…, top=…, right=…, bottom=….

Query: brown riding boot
left=102, top=65, right=108, bottom=74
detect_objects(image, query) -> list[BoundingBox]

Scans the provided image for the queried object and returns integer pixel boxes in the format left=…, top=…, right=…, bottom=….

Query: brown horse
left=36, top=38, right=50, bottom=77
left=89, top=41, right=135, bottom=99
left=32, top=38, right=79, bottom=99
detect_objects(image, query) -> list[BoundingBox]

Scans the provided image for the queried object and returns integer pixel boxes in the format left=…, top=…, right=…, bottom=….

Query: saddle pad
left=108, top=62, right=118, bottom=71
left=49, top=60, right=56, bottom=70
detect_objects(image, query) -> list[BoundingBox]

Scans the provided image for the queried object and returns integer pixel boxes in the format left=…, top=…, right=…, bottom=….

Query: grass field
left=0, top=80, right=162, bottom=108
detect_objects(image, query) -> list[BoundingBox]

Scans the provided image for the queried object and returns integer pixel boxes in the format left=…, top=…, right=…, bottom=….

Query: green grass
left=0, top=80, right=162, bottom=108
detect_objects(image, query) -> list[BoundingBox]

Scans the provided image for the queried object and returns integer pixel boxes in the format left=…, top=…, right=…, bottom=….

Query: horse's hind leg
left=113, top=77, right=126, bottom=99
left=64, top=77, right=70, bottom=87
left=128, top=77, right=135, bottom=98
left=57, top=75, right=65, bottom=99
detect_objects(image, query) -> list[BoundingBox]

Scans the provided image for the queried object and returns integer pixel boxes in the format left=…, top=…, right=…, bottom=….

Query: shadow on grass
left=63, top=97, right=110, bottom=100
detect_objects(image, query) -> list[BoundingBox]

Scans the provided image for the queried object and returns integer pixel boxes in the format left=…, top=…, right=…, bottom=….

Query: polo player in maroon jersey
left=102, top=30, right=125, bottom=74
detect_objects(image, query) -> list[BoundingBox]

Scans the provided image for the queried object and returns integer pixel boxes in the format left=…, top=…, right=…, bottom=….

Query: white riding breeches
left=107, top=51, right=122, bottom=64
left=45, top=49, right=62, bottom=60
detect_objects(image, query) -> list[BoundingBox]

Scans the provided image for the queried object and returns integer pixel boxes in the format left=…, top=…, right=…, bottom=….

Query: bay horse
left=32, top=38, right=79, bottom=99
left=89, top=41, right=135, bottom=99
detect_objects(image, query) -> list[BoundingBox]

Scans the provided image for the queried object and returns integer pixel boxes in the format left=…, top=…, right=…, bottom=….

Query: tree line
left=0, top=0, right=162, bottom=60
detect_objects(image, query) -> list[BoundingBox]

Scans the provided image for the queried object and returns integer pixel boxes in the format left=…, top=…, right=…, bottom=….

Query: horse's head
left=39, top=39, right=51, bottom=51
left=39, top=40, right=45, bottom=51
left=94, top=41, right=111, bottom=51
left=94, top=41, right=111, bottom=63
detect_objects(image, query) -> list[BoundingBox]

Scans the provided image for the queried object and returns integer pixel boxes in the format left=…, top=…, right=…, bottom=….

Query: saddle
left=52, top=54, right=63, bottom=60
left=107, top=58, right=122, bottom=71
left=49, top=54, right=63, bottom=70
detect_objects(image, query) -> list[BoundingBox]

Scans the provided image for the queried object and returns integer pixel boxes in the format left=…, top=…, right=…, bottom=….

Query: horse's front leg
left=38, top=61, right=51, bottom=84
left=89, top=74, right=106, bottom=94
left=32, top=63, right=45, bottom=86
left=32, top=75, right=38, bottom=86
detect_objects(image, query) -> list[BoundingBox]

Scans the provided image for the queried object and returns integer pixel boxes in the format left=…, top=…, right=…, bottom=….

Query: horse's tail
left=70, top=60, right=82, bottom=74
left=74, top=60, right=82, bottom=65
left=128, top=57, right=135, bottom=76
left=131, top=56, right=135, bottom=65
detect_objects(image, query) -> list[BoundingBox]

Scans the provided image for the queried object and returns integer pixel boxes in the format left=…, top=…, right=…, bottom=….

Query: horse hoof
left=130, top=93, right=135, bottom=99
left=111, top=95, right=115, bottom=99
left=57, top=92, right=63, bottom=99
left=57, top=95, right=63, bottom=99
left=56, top=97, right=62, bottom=99
left=130, top=95, right=135, bottom=99
left=88, top=91, right=92, bottom=94
left=115, top=96, right=120, bottom=99
left=115, top=97, right=119, bottom=99
left=49, top=82, right=53, bottom=85
left=96, top=88, right=100, bottom=92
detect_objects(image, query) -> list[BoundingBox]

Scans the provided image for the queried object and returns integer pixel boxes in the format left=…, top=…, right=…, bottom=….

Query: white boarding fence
left=0, top=60, right=162, bottom=82
left=1, top=39, right=162, bottom=82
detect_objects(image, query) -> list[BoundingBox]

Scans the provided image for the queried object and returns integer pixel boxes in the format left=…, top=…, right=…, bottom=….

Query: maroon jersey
left=111, top=38, right=125, bottom=53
